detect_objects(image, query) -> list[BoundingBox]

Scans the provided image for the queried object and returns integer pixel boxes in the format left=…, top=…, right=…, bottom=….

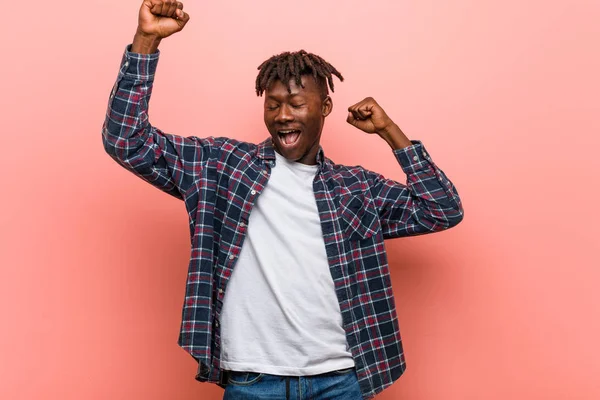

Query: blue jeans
left=222, top=367, right=363, bottom=400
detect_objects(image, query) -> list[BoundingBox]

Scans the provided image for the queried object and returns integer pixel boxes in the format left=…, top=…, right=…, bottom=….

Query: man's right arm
left=102, top=0, right=217, bottom=199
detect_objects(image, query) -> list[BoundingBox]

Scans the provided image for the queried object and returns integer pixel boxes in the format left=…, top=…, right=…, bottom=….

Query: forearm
left=378, top=125, right=462, bottom=224
left=373, top=141, right=464, bottom=238
left=102, top=45, right=159, bottom=164
left=377, top=123, right=413, bottom=150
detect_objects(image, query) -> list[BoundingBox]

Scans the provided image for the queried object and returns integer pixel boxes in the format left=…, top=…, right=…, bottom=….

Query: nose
left=274, top=104, right=294, bottom=124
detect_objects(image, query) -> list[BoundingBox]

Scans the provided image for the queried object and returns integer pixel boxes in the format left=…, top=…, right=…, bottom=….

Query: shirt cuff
left=118, top=43, right=161, bottom=81
left=393, top=140, right=435, bottom=174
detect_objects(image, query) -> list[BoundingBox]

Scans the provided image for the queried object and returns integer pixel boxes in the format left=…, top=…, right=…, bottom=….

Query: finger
left=351, top=109, right=363, bottom=120
left=356, top=107, right=372, bottom=119
left=348, top=101, right=369, bottom=119
left=146, top=0, right=162, bottom=9
left=150, top=0, right=167, bottom=15
left=176, top=9, right=190, bottom=23
left=166, top=0, right=178, bottom=17
left=347, top=102, right=361, bottom=113
left=168, top=1, right=177, bottom=15
left=160, top=0, right=170, bottom=15
left=347, top=112, right=359, bottom=125
left=347, top=104, right=360, bottom=119
left=148, top=0, right=163, bottom=14
left=347, top=112, right=366, bottom=129
left=175, top=3, right=185, bottom=20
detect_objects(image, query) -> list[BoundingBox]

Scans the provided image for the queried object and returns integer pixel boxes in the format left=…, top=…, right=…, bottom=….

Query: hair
left=255, top=50, right=344, bottom=97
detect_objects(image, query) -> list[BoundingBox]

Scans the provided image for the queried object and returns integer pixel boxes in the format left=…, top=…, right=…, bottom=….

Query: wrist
left=377, top=123, right=412, bottom=150
left=131, top=30, right=162, bottom=54
left=377, top=122, right=401, bottom=138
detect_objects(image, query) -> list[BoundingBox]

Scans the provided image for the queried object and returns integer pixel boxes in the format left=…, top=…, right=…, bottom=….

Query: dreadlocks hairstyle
left=255, top=50, right=344, bottom=97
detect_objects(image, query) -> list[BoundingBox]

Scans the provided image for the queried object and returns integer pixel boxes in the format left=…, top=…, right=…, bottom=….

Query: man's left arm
left=347, top=97, right=464, bottom=239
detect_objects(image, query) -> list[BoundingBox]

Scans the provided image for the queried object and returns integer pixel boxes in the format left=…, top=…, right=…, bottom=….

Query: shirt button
left=229, top=254, right=234, bottom=260
left=215, top=320, right=219, bottom=327
left=240, top=222, right=246, bottom=228
left=262, top=170, right=268, bottom=175
left=218, top=288, right=223, bottom=294
left=251, top=190, right=256, bottom=195
left=423, top=152, right=428, bottom=158
left=124, top=61, right=129, bottom=67
left=412, top=156, right=419, bottom=161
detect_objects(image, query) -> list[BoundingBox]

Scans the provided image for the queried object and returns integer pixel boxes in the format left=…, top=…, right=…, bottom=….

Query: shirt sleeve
left=102, top=44, right=219, bottom=200
left=368, top=140, right=464, bottom=239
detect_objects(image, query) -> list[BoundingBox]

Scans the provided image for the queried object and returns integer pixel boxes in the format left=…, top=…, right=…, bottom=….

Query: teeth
left=279, top=130, right=299, bottom=134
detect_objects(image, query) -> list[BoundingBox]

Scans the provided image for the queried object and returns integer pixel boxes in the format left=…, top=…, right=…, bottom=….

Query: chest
left=186, top=157, right=380, bottom=244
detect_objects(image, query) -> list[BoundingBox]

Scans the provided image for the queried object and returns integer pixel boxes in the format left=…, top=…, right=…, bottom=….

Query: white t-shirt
left=219, top=151, right=355, bottom=376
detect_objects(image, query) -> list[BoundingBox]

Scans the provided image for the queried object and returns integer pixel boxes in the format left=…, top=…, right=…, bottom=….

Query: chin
left=277, top=146, right=302, bottom=160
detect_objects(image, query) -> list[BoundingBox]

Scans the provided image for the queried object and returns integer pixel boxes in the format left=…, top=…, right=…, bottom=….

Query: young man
left=102, top=1, right=464, bottom=399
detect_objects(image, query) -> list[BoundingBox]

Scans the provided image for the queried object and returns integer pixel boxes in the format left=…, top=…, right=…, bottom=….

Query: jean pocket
left=227, top=371, right=265, bottom=386
left=332, top=367, right=355, bottom=375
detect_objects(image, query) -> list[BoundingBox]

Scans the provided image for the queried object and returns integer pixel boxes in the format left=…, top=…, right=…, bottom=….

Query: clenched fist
left=346, top=97, right=397, bottom=134
left=347, top=97, right=412, bottom=149
left=137, top=0, right=189, bottom=38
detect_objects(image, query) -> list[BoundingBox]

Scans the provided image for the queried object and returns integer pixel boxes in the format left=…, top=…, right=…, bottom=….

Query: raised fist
left=347, top=97, right=395, bottom=134
left=137, top=0, right=190, bottom=39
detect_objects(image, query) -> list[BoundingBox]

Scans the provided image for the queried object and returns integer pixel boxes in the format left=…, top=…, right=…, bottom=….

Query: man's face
left=264, top=75, right=333, bottom=165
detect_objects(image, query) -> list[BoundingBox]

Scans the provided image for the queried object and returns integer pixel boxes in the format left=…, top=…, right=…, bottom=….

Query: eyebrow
left=266, top=93, right=303, bottom=100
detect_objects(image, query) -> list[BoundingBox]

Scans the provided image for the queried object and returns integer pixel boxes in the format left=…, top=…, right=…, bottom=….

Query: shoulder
left=217, top=137, right=257, bottom=153
left=187, top=136, right=259, bottom=157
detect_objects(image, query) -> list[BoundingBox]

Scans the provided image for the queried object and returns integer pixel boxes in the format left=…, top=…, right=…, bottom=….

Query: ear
left=322, top=96, right=333, bottom=117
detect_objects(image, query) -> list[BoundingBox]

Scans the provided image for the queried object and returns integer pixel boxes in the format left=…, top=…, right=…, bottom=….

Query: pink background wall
left=2, top=0, right=599, bottom=398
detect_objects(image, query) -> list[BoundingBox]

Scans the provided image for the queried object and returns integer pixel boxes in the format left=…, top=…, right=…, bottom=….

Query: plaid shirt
left=102, top=44, right=464, bottom=399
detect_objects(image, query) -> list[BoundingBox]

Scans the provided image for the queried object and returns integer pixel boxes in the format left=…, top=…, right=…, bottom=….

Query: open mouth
left=277, top=129, right=302, bottom=146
